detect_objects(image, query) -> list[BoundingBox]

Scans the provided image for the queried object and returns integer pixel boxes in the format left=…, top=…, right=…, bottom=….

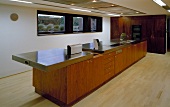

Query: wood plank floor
left=1, top=53, right=170, bottom=107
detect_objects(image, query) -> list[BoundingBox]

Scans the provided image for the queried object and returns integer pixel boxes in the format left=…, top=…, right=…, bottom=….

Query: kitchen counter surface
left=12, top=39, right=146, bottom=71
left=12, top=48, right=93, bottom=71
left=82, top=41, right=131, bottom=53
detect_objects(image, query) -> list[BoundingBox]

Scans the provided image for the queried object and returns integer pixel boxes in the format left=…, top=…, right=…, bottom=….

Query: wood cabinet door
left=67, top=60, right=89, bottom=103
left=125, top=45, right=133, bottom=67
left=115, top=49, right=124, bottom=75
left=87, top=55, right=104, bottom=91
left=143, top=41, right=147, bottom=56
left=131, top=44, right=137, bottom=63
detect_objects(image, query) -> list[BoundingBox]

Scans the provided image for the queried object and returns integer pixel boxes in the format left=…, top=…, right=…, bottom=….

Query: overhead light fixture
left=71, top=8, right=91, bottom=12
left=111, top=5, right=114, bottom=6
left=168, top=10, right=170, bottom=12
left=107, top=14, right=120, bottom=17
left=136, top=12, right=139, bottom=13
left=71, top=3, right=75, bottom=5
left=153, top=0, right=166, bottom=6
left=10, top=0, right=32, bottom=4
left=92, top=0, right=97, bottom=2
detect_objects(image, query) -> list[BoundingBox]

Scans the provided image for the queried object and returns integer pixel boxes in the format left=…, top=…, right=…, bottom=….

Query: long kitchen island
left=12, top=40, right=147, bottom=107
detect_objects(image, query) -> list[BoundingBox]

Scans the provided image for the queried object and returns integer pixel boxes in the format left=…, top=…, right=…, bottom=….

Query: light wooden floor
left=1, top=53, right=170, bottom=107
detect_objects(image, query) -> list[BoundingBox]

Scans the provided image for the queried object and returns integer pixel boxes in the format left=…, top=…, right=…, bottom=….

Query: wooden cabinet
left=33, top=67, right=68, bottom=103
left=125, top=45, right=133, bottom=67
left=67, top=60, right=89, bottom=103
left=115, top=49, right=124, bottom=75
left=103, top=52, right=115, bottom=81
left=87, top=54, right=104, bottom=92
left=142, top=41, right=147, bottom=56
left=33, top=41, right=147, bottom=106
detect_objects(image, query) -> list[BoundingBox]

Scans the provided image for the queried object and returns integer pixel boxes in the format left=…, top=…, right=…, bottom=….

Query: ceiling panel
left=0, top=0, right=170, bottom=16
left=43, top=0, right=93, bottom=4
left=42, top=0, right=145, bottom=15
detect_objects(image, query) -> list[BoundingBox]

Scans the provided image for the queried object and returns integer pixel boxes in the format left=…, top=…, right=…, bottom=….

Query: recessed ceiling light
left=70, top=8, right=91, bottom=12
left=136, top=12, right=139, bottom=13
left=111, top=5, right=114, bottom=6
left=107, top=14, right=120, bottom=17
left=71, top=3, right=75, bottom=5
left=153, top=0, right=166, bottom=6
left=168, top=10, right=170, bottom=12
left=92, top=0, right=97, bottom=2
left=10, top=0, right=32, bottom=4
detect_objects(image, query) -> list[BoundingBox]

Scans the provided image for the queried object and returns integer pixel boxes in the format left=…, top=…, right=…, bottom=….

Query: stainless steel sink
left=110, top=43, right=123, bottom=47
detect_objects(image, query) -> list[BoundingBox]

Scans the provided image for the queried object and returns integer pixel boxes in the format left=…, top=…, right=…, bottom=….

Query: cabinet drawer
left=104, top=61, right=113, bottom=69
left=104, top=52, right=115, bottom=59
left=104, top=66, right=114, bottom=74
left=103, top=57, right=114, bottom=64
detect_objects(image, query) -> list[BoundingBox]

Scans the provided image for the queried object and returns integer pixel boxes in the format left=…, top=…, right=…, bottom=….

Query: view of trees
left=38, top=14, right=65, bottom=32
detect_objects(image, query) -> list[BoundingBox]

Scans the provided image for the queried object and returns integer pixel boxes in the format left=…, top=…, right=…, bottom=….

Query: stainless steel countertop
left=12, top=48, right=93, bottom=72
left=12, top=39, right=146, bottom=72
left=82, top=41, right=131, bottom=53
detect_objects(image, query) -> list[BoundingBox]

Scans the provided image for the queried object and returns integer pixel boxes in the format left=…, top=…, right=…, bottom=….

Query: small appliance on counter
left=67, top=44, right=82, bottom=55
left=93, top=39, right=100, bottom=50
left=120, top=33, right=127, bottom=41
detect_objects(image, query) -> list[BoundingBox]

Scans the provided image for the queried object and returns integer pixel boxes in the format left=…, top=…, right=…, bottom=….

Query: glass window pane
left=38, top=14, right=65, bottom=33
left=91, top=18, right=97, bottom=31
left=73, top=17, right=83, bottom=32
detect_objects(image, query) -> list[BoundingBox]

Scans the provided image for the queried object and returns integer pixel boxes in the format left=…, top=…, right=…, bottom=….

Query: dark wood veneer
left=111, top=15, right=166, bottom=54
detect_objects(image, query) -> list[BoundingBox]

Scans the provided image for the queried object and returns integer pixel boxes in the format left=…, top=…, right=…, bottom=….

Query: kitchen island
left=12, top=40, right=147, bottom=107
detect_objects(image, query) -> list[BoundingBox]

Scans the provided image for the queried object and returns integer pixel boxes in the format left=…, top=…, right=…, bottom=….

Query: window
left=73, top=17, right=83, bottom=32
left=38, top=14, right=65, bottom=34
left=91, top=18, right=97, bottom=31
left=37, top=10, right=102, bottom=36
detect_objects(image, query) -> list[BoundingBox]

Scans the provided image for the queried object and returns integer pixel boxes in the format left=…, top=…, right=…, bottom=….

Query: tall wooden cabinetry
left=111, top=15, right=166, bottom=54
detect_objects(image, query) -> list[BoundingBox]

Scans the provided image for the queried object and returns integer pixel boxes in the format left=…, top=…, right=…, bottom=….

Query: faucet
left=120, top=33, right=127, bottom=41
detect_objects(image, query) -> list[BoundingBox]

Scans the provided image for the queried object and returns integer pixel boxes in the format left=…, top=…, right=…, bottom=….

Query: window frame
left=37, top=10, right=102, bottom=36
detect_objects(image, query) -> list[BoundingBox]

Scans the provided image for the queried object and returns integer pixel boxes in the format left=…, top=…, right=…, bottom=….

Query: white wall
left=0, top=4, right=110, bottom=78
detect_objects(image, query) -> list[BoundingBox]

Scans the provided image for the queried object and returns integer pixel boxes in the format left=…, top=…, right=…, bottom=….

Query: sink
left=126, top=40, right=136, bottom=43
left=110, top=43, right=122, bottom=47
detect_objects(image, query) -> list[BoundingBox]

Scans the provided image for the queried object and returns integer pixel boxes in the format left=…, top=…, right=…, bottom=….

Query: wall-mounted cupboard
left=37, top=10, right=102, bottom=36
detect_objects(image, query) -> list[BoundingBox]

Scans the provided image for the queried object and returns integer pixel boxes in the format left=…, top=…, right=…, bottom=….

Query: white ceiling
left=0, top=0, right=170, bottom=17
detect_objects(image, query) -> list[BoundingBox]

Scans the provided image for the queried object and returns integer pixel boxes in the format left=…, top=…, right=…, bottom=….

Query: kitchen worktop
left=12, top=39, right=146, bottom=71
left=82, top=41, right=132, bottom=53
left=12, top=48, right=93, bottom=71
